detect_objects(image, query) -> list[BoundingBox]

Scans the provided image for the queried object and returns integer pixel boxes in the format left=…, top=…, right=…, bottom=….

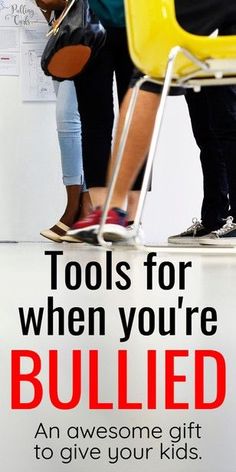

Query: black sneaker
left=200, top=216, right=236, bottom=246
left=168, top=218, right=210, bottom=245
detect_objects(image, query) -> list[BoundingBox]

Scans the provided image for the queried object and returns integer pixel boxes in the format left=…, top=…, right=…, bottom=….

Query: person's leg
left=73, top=37, right=114, bottom=208
left=72, top=28, right=149, bottom=229
left=41, top=80, right=87, bottom=241
left=173, top=0, right=236, bottom=246
left=186, top=89, right=229, bottom=231
left=67, top=86, right=160, bottom=239
left=199, top=85, right=236, bottom=245
left=55, top=80, right=84, bottom=226
left=68, top=86, right=160, bottom=243
left=73, top=27, right=148, bottom=223
left=114, top=28, right=148, bottom=223
left=168, top=88, right=230, bottom=245
left=106, top=89, right=160, bottom=209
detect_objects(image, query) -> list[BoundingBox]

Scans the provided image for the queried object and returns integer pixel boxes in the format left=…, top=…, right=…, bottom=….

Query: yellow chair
left=125, top=0, right=236, bottom=86
left=97, top=0, right=236, bottom=246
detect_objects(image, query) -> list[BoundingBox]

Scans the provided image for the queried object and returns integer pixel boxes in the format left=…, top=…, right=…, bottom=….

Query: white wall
left=0, top=76, right=65, bottom=241
left=0, top=76, right=202, bottom=244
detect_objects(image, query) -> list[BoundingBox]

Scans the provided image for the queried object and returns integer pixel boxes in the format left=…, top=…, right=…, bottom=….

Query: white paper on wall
left=0, top=26, right=20, bottom=50
left=0, top=51, right=19, bottom=74
left=21, top=22, right=48, bottom=44
left=21, top=41, right=55, bottom=101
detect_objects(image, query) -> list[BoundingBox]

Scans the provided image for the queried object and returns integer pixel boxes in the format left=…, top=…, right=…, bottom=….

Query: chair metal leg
left=98, top=46, right=181, bottom=247
left=97, top=75, right=153, bottom=247
left=130, top=47, right=182, bottom=245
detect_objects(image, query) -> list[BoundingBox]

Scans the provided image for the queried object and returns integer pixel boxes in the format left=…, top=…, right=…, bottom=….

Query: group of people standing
left=38, top=0, right=236, bottom=247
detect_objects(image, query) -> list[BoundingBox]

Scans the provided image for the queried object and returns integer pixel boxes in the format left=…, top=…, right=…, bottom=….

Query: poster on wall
left=20, top=19, right=56, bottom=101
left=0, top=0, right=55, bottom=100
left=21, top=40, right=56, bottom=101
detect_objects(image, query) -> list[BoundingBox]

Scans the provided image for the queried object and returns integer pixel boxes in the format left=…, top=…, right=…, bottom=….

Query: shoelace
left=187, top=217, right=202, bottom=235
left=213, top=216, right=235, bottom=236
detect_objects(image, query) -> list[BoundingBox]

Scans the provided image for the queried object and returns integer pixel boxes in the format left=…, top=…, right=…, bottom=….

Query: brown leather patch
left=48, top=45, right=92, bottom=78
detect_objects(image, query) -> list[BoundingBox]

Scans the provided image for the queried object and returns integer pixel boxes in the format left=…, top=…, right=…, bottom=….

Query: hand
left=36, top=0, right=67, bottom=11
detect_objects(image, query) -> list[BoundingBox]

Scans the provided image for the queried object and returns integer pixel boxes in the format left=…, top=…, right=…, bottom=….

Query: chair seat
left=178, top=56, right=236, bottom=79
left=145, top=56, right=236, bottom=89
left=124, top=0, right=236, bottom=81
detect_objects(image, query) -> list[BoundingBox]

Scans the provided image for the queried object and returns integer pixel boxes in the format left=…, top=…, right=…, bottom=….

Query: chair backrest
left=124, top=0, right=236, bottom=78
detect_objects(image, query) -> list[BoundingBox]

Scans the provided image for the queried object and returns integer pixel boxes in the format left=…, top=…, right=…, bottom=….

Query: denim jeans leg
left=54, top=80, right=85, bottom=187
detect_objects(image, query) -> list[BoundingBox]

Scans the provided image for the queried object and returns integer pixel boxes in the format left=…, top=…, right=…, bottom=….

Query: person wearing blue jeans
left=38, top=0, right=145, bottom=240
left=36, top=2, right=92, bottom=242
left=41, top=80, right=92, bottom=242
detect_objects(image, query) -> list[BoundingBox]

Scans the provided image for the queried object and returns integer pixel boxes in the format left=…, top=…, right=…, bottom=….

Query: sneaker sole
left=72, top=229, right=99, bottom=245
left=67, top=224, right=98, bottom=237
left=66, top=224, right=128, bottom=245
left=40, top=230, right=63, bottom=243
left=200, top=238, right=236, bottom=246
left=168, top=237, right=205, bottom=245
left=68, top=224, right=128, bottom=244
left=60, top=235, right=83, bottom=243
left=102, top=224, right=128, bottom=242
left=67, top=224, right=127, bottom=239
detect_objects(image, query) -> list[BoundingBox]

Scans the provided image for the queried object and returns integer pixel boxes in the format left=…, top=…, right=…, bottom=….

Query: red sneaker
left=69, top=207, right=103, bottom=232
left=67, top=207, right=128, bottom=243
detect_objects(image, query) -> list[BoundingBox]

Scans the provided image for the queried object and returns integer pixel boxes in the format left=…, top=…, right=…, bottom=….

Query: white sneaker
left=115, top=223, right=144, bottom=246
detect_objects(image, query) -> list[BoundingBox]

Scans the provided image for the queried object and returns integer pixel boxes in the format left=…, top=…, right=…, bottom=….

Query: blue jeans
left=54, top=80, right=85, bottom=188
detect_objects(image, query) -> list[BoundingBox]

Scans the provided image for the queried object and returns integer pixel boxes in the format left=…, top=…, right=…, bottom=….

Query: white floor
left=1, top=242, right=236, bottom=472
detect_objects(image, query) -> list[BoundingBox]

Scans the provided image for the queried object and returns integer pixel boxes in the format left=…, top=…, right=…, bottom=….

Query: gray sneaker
left=168, top=218, right=210, bottom=245
left=200, top=216, right=236, bottom=246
